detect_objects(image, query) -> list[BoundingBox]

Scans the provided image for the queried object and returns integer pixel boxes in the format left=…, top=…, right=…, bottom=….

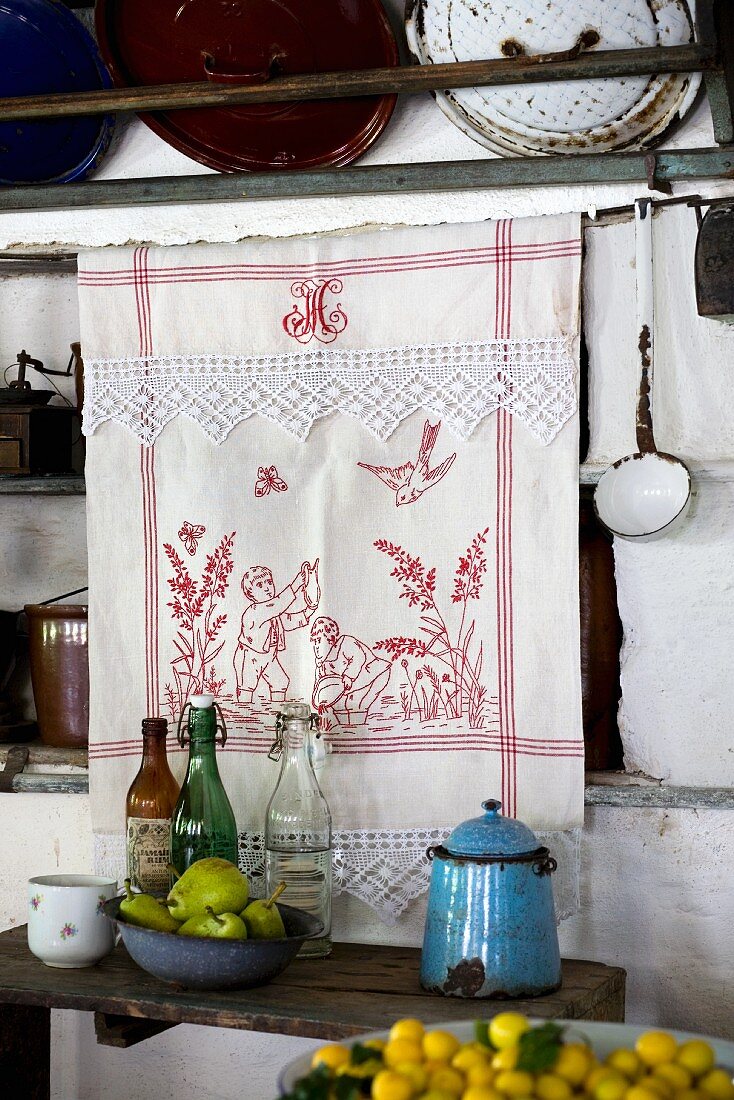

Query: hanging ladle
left=594, top=199, right=692, bottom=542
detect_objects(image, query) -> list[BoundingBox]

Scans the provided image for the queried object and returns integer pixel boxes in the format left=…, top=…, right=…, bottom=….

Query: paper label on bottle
left=127, top=818, right=172, bottom=893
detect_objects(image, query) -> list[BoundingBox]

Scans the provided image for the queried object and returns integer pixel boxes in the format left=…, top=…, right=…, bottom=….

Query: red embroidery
left=310, top=615, right=391, bottom=730
left=233, top=560, right=320, bottom=704
left=282, top=277, right=347, bottom=345
left=358, top=420, right=456, bottom=507
left=374, top=529, right=489, bottom=729
left=254, top=465, right=288, bottom=498
left=163, top=531, right=235, bottom=719
left=178, top=520, right=206, bottom=555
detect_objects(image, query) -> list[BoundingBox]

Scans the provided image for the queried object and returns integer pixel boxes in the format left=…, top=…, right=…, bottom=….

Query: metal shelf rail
left=0, top=0, right=731, bottom=211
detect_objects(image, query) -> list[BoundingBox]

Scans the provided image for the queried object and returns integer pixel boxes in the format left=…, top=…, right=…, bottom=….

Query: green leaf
left=474, top=1019, right=496, bottom=1049
left=516, top=1022, right=566, bottom=1073
left=350, top=1042, right=382, bottom=1066
left=333, top=1075, right=363, bottom=1100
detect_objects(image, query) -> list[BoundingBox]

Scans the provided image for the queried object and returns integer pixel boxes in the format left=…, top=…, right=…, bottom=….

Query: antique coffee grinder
left=420, top=799, right=561, bottom=998
left=0, top=346, right=82, bottom=474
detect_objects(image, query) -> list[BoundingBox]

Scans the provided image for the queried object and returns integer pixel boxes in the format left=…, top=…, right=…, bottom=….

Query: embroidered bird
left=358, top=420, right=457, bottom=507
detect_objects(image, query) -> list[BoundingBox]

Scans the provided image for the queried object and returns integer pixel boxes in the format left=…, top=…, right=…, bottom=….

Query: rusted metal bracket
left=94, top=1012, right=177, bottom=1049
left=644, top=154, right=673, bottom=196
left=0, top=746, right=29, bottom=792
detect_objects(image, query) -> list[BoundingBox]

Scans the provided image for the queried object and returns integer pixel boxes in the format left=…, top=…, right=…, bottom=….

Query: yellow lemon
left=606, top=1049, right=642, bottom=1077
left=391, top=1019, right=427, bottom=1044
left=676, top=1044, right=716, bottom=1080
left=424, top=1032, right=462, bottom=1064
left=462, top=1089, right=505, bottom=1100
left=555, top=1044, right=594, bottom=1087
left=310, top=1043, right=351, bottom=1070
left=453, top=1047, right=491, bottom=1072
left=636, top=1033, right=679, bottom=1068
left=494, top=1070, right=535, bottom=1096
left=371, top=1069, right=416, bottom=1100
left=418, top=1091, right=458, bottom=1100
left=337, top=1058, right=383, bottom=1079
left=467, top=1064, right=498, bottom=1088
left=366, top=1039, right=388, bottom=1052
left=655, top=1065, right=694, bottom=1092
left=626, top=1087, right=667, bottom=1100
left=643, top=1075, right=675, bottom=1098
left=698, top=1070, right=734, bottom=1100
left=675, top=1090, right=707, bottom=1100
left=586, top=1067, right=620, bottom=1093
left=535, top=1072, right=573, bottom=1100
left=489, top=1014, right=531, bottom=1051
left=385, top=1038, right=425, bottom=1068
left=395, top=1062, right=429, bottom=1091
left=491, top=1048, right=520, bottom=1072
left=429, top=1067, right=465, bottom=1096
left=594, top=1074, right=629, bottom=1100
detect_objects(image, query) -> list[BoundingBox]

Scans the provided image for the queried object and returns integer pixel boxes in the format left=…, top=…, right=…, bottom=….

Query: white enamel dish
left=405, top=0, right=700, bottom=156
left=279, top=1020, right=734, bottom=1095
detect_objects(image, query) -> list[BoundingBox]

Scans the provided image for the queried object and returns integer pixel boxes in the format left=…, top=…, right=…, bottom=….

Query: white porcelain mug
left=28, top=875, right=117, bottom=968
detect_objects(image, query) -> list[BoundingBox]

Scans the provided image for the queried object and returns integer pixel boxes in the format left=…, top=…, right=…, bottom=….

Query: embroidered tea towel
left=79, top=215, right=584, bottom=923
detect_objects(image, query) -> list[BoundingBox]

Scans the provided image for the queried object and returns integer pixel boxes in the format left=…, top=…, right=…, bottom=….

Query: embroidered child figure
left=310, top=615, right=391, bottom=728
left=234, top=561, right=319, bottom=703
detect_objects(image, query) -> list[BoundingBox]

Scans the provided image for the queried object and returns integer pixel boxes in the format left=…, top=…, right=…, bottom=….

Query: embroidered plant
left=60, top=923, right=78, bottom=939
left=374, top=529, right=489, bottom=728
left=30, top=894, right=43, bottom=911
left=163, top=531, right=236, bottom=719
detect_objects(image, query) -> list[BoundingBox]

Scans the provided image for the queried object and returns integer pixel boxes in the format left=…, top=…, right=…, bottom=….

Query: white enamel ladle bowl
left=594, top=199, right=691, bottom=542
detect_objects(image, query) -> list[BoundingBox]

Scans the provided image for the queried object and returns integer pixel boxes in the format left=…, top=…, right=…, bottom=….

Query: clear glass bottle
left=265, top=701, right=332, bottom=958
left=126, top=717, right=180, bottom=893
left=169, top=694, right=238, bottom=876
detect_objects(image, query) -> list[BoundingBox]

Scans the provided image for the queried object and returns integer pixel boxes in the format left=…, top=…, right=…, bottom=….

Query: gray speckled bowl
left=103, top=897, right=323, bottom=990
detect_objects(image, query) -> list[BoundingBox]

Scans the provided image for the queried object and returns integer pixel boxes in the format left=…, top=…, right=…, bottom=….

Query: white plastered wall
left=0, top=2, right=733, bottom=1094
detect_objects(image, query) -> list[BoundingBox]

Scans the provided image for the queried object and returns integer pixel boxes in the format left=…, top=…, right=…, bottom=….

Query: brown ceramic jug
left=24, top=604, right=88, bottom=747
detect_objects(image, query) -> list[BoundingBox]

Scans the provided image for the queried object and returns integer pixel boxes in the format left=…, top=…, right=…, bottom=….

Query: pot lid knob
left=446, top=798, right=540, bottom=858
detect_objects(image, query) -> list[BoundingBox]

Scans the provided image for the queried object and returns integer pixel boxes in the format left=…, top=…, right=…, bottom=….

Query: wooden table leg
left=0, top=1004, right=50, bottom=1099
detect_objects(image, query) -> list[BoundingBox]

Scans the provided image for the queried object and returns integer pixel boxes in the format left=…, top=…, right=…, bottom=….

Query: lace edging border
left=82, top=336, right=578, bottom=447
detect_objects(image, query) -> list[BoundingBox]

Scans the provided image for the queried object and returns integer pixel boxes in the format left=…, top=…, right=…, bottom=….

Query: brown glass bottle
left=126, top=718, right=180, bottom=892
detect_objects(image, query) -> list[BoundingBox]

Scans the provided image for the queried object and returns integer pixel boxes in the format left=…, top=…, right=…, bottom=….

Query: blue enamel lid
left=446, top=799, right=540, bottom=857
left=0, top=0, right=115, bottom=185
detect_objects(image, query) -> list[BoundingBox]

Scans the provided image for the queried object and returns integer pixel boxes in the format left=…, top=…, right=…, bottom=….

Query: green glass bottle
left=169, top=694, right=238, bottom=875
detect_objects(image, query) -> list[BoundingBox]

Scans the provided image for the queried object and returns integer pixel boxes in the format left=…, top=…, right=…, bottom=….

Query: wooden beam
left=1, top=147, right=732, bottom=213
left=0, top=45, right=715, bottom=122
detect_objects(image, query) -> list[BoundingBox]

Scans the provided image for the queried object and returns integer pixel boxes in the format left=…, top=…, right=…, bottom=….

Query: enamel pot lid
left=0, top=0, right=115, bottom=185
left=95, top=0, right=398, bottom=172
left=445, top=799, right=541, bottom=859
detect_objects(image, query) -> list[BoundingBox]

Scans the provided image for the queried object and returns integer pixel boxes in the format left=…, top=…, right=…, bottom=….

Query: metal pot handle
left=532, top=855, right=557, bottom=876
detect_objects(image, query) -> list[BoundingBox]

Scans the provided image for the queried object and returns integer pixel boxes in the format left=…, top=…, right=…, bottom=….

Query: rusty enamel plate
left=405, top=0, right=700, bottom=156
left=95, top=0, right=398, bottom=171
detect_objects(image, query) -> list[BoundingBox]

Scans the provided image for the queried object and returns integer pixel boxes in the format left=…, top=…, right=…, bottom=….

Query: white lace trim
left=94, top=827, right=580, bottom=927
left=83, top=337, right=577, bottom=446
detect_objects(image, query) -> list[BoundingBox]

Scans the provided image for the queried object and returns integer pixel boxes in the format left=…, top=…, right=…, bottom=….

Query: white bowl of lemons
left=278, top=1014, right=734, bottom=1100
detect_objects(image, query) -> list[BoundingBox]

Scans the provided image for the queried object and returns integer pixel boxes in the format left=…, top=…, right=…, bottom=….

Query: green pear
left=178, top=906, right=248, bottom=940
left=166, top=858, right=249, bottom=922
left=119, top=880, right=181, bottom=934
left=241, top=881, right=287, bottom=940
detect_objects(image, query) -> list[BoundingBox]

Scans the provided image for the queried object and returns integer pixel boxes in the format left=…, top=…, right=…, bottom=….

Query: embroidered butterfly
left=255, top=465, right=288, bottom=498
left=178, top=521, right=206, bottom=556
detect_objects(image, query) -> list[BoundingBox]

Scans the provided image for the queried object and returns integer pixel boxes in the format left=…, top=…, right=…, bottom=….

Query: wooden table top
left=0, top=928, right=625, bottom=1041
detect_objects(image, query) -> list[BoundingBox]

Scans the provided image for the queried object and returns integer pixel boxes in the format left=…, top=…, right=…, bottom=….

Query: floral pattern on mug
left=30, top=894, right=43, bottom=911
left=60, top=923, right=78, bottom=940
left=96, top=894, right=107, bottom=915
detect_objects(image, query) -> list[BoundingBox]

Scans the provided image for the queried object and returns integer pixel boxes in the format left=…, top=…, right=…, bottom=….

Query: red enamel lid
left=95, top=0, right=398, bottom=172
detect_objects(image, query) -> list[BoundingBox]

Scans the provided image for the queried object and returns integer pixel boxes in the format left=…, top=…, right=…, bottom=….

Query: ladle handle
left=635, top=199, right=657, bottom=455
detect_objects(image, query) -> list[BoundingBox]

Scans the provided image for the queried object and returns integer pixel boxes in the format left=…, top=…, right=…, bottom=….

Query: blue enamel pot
left=420, top=799, right=561, bottom=998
